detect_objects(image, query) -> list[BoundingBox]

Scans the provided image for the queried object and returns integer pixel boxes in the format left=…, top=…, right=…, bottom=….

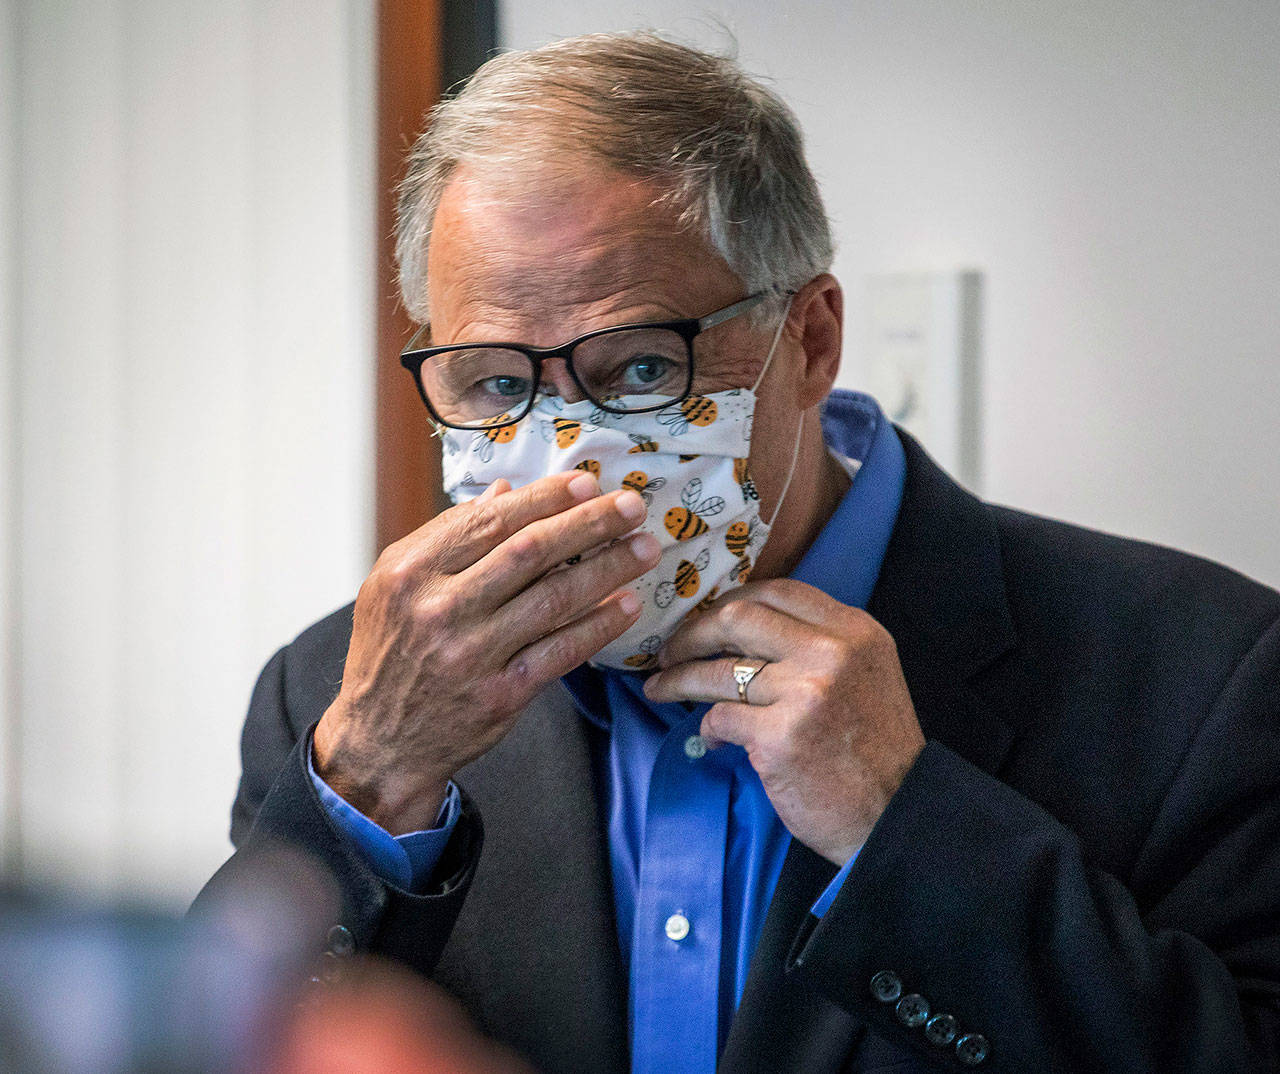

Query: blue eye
left=624, top=355, right=675, bottom=385
left=479, top=375, right=531, bottom=397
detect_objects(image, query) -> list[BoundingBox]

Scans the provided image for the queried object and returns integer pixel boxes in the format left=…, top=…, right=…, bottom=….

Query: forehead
left=425, top=165, right=743, bottom=340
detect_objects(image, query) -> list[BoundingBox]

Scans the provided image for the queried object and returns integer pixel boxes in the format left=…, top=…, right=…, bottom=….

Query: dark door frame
left=375, top=0, right=498, bottom=553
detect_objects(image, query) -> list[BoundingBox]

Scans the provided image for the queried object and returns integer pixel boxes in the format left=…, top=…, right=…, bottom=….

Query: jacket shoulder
left=987, top=502, right=1280, bottom=733
left=990, top=502, right=1280, bottom=635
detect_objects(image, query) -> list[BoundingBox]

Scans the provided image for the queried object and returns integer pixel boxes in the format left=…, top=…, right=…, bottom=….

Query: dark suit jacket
left=198, top=431, right=1280, bottom=1073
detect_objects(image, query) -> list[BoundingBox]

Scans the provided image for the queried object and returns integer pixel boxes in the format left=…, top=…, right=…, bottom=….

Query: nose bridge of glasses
left=532, top=352, right=590, bottom=404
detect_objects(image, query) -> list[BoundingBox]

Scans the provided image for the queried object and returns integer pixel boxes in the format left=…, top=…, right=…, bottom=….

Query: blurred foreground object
left=271, top=962, right=537, bottom=1074
left=0, top=849, right=335, bottom=1074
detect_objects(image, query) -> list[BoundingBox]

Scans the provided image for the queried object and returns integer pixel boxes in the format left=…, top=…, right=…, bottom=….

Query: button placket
left=627, top=714, right=729, bottom=1074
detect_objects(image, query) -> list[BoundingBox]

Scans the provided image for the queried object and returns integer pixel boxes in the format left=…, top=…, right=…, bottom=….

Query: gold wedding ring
left=732, top=660, right=769, bottom=704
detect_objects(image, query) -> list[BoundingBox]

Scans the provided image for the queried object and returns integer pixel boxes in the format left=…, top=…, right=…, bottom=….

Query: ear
left=787, top=274, right=843, bottom=410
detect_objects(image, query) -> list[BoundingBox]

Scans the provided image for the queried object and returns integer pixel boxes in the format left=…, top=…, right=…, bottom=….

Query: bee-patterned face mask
left=439, top=302, right=802, bottom=670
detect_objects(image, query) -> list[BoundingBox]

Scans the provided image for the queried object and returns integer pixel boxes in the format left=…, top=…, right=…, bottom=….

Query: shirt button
left=869, top=970, right=903, bottom=1004
left=895, top=993, right=930, bottom=1028
left=683, top=734, right=707, bottom=759
left=326, top=924, right=355, bottom=957
left=956, top=1033, right=991, bottom=1066
left=664, top=912, right=691, bottom=941
left=924, top=1013, right=958, bottom=1046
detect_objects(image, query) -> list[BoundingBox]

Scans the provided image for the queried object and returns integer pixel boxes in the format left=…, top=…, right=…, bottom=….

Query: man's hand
left=643, top=579, right=925, bottom=866
left=313, top=472, right=660, bottom=834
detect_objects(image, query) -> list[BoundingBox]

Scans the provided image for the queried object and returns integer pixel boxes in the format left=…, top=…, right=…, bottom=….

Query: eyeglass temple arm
left=695, top=291, right=778, bottom=332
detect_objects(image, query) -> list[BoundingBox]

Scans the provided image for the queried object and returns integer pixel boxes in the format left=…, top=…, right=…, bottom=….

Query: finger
left=477, top=477, right=511, bottom=502
left=698, top=577, right=845, bottom=630
left=503, top=590, right=643, bottom=696
left=658, top=595, right=809, bottom=668
left=487, top=532, right=661, bottom=655
left=462, top=488, right=649, bottom=607
left=645, top=656, right=778, bottom=707
left=425, top=471, right=606, bottom=574
left=698, top=701, right=759, bottom=751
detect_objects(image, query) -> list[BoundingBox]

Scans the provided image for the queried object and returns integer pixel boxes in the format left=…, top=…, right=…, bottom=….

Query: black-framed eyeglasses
left=399, top=292, right=770, bottom=431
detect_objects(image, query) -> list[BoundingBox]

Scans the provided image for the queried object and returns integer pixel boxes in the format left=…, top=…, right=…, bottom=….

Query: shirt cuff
left=308, top=742, right=461, bottom=892
left=810, top=849, right=860, bottom=918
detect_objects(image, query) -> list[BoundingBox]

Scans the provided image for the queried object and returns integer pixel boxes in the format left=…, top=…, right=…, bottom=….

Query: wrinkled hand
left=643, top=579, right=925, bottom=866
left=314, top=472, right=660, bottom=834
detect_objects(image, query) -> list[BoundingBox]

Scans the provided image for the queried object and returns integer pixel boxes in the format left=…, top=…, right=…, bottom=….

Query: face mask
left=439, top=303, right=802, bottom=670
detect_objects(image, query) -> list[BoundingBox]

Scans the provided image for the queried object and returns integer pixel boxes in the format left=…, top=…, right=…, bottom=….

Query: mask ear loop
left=749, top=297, right=804, bottom=529
left=751, top=295, right=794, bottom=394
left=762, top=414, right=805, bottom=528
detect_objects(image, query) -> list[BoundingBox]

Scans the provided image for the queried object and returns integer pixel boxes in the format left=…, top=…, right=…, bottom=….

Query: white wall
left=501, top=1, right=1280, bottom=589
left=1, top=0, right=19, bottom=873
left=4, top=0, right=375, bottom=906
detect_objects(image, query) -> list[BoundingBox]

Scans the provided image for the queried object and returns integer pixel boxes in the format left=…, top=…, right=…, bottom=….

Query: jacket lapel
left=434, top=684, right=629, bottom=1074
left=868, top=430, right=1019, bottom=773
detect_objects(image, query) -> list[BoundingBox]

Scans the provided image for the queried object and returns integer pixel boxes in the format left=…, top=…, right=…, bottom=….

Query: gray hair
left=395, top=31, right=834, bottom=325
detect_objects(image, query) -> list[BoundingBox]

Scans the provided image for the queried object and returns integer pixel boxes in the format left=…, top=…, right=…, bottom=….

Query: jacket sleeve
left=788, top=615, right=1280, bottom=1073
left=193, top=642, right=483, bottom=980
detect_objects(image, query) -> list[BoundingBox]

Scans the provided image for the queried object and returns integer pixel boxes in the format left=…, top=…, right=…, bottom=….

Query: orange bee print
left=733, top=457, right=759, bottom=501
left=472, top=414, right=517, bottom=462
left=664, top=478, right=725, bottom=541
left=623, top=634, right=663, bottom=669
left=656, top=396, right=717, bottom=436
left=574, top=459, right=601, bottom=478
left=544, top=417, right=581, bottom=448
left=724, top=518, right=759, bottom=559
left=621, top=469, right=667, bottom=505
left=692, top=584, right=721, bottom=615
left=654, top=547, right=711, bottom=608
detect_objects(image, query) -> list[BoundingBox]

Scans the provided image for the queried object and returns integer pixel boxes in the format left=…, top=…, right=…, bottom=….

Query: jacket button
left=869, top=970, right=903, bottom=1003
left=924, top=1013, right=957, bottom=1046
left=956, top=1033, right=990, bottom=1066
left=326, top=924, right=355, bottom=957
left=895, top=993, right=930, bottom=1028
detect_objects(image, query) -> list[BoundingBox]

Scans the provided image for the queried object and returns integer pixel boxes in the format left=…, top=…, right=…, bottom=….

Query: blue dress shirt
left=310, top=389, right=906, bottom=1073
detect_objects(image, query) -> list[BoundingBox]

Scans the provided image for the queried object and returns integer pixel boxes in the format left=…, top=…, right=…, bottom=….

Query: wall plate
left=854, top=270, right=983, bottom=490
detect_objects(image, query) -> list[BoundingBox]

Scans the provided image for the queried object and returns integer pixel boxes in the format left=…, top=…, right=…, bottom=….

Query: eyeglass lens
left=418, top=326, right=692, bottom=428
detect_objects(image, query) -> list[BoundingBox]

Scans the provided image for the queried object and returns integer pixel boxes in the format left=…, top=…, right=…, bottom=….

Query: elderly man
left=200, top=32, right=1280, bottom=1074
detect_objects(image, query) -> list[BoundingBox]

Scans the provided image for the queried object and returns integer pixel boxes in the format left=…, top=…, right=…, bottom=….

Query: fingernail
left=619, top=590, right=641, bottom=616
left=569, top=473, right=600, bottom=501
left=629, top=533, right=661, bottom=562
left=616, top=489, right=646, bottom=522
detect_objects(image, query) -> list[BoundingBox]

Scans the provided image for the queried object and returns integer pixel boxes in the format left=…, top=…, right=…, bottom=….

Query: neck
left=752, top=409, right=851, bottom=581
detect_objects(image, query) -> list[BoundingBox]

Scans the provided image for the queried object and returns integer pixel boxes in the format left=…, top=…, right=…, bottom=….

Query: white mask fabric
left=438, top=304, right=800, bottom=670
